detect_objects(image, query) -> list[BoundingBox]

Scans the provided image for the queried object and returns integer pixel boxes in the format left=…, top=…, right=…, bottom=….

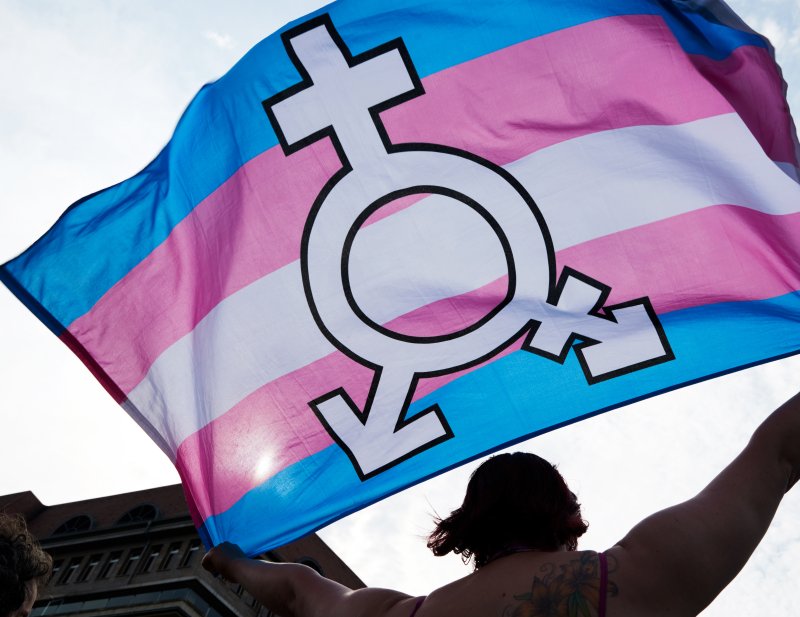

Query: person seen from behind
left=203, top=390, right=800, bottom=617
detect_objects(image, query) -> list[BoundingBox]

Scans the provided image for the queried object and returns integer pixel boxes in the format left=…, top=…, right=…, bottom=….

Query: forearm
left=203, top=544, right=322, bottom=617
left=749, top=389, right=800, bottom=492
left=204, top=544, right=353, bottom=617
left=224, top=558, right=305, bottom=616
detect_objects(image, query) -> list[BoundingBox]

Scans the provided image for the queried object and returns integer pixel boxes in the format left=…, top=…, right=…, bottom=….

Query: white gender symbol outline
left=264, top=15, right=674, bottom=479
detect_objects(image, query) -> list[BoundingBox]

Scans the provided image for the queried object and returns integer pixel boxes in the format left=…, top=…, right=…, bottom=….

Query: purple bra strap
left=598, top=552, right=608, bottom=617
left=410, top=596, right=425, bottom=617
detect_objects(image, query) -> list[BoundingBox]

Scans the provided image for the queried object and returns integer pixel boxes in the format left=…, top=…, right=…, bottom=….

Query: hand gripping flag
left=2, top=0, right=799, bottom=553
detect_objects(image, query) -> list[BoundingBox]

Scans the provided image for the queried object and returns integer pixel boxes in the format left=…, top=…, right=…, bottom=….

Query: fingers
left=201, top=547, right=219, bottom=574
left=201, top=542, right=246, bottom=580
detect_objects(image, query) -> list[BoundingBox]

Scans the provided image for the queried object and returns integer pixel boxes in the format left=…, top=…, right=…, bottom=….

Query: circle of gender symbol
left=308, top=149, right=551, bottom=373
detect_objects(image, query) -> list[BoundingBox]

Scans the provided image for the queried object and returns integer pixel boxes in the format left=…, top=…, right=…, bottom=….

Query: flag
left=2, top=0, right=799, bottom=554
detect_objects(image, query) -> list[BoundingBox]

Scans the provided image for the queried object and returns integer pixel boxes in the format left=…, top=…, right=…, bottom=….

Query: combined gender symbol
left=263, top=15, right=674, bottom=479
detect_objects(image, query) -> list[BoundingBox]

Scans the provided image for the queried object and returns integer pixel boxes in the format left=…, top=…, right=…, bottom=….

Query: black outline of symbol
left=308, top=376, right=456, bottom=481
left=342, top=185, right=515, bottom=343
left=523, top=266, right=675, bottom=384
left=261, top=13, right=674, bottom=480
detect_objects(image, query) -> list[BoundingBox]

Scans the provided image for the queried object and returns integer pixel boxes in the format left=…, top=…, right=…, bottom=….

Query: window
left=118, top=547, right=143, bottom=577
left=138, top=544, right=162, bottom=574
left=98, top=551, right=122, bottom=579
left=179, top=538, right=202, bottom=568
left=115, top=504, right=159, bottom=525
left=48, top=559, right=63, bottom=584
left=81, top=598, right=109, bottom=611
left=56, top=557, right=82, bottom=585
left=159, top=541, right=182, bottom=570
left=76, top=554, right=102, bottom=583
left=52, top=515, right=92, bottom=536
left=158, top=589, right=189, bottom=602
left=37, top=599, right=62, bottom=615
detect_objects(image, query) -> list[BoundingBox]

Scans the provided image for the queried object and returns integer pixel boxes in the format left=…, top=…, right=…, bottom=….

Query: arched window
left=52, top=515, right=93, bottom=535
left=116, top=504, right=159, bottom=525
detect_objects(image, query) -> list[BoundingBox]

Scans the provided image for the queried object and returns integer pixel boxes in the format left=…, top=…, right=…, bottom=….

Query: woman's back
left=414, top=550, right=613, bottom=617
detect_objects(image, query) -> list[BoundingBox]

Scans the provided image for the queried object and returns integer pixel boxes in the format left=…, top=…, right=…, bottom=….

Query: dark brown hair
left=0, top=514, right=52, bottom=615
left=427, top=452, right=588, bottom=569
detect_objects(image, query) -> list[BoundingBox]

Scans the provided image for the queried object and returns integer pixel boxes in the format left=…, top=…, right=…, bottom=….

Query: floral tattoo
left=503, top=552, right=618, bottom=617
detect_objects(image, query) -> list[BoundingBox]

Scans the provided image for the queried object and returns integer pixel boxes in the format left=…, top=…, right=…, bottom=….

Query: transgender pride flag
left=2, top=0, right=799, bottom=554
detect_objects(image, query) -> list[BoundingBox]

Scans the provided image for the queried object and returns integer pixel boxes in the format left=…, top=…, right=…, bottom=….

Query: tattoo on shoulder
left=502, top=552, right=618, bottom=617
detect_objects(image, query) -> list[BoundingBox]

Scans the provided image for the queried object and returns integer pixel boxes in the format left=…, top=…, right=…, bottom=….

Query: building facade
left=1, top=485, right=363, bottom=617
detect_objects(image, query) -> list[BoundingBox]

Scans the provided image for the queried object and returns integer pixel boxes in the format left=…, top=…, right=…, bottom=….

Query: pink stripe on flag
left=559, top=204, right=800, bottom=312
left=386, top=278, right=510, bottom=337
left=174, top=353, right=369, bottom=525
left=177, top=204, right=800, bottom=520
left=382, top=14, right=735, bottom=165
left=175, top=311, right=524, bottom=523
left=689, top=46, right=798, bottom=166
left=68, top=142, right=341, bottom=394
left=68, top=14, right=740, bottom=395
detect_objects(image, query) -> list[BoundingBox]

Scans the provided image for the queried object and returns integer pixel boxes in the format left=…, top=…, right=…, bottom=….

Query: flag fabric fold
left=3, top=0, right=799, bottom=554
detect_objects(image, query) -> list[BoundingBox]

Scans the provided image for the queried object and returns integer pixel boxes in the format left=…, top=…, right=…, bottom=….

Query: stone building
left=0, top=484, right=363, bottom=617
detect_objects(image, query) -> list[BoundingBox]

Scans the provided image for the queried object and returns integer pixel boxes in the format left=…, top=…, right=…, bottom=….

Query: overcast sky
left=1, top=2, right=799, bottom=614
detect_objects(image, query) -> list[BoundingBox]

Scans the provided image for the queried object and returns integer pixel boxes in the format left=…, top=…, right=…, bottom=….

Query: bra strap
left=598, top=552, right=608, bottom=617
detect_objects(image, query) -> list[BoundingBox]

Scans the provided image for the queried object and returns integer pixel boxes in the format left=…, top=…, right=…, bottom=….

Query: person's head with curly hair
left=0, top=513, right=52, bottom=617
left=427, top=452, right=588, bottom=569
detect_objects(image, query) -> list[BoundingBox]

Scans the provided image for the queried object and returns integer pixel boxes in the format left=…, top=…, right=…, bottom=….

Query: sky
left=1, top=1, right=799, bottom=614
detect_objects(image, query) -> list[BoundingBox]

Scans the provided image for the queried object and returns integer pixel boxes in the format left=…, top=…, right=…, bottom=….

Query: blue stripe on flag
left=3, top=0, right=767, bottom=331
left=199, top=288, right=800, bottom=552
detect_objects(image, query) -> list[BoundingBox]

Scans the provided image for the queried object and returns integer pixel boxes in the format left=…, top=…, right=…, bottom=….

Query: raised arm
left=606, top=390, right=800, bottom=616
left=202, top=542, right=416, bottom=617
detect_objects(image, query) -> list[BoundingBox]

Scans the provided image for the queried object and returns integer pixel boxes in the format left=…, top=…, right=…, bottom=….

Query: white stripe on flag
left=128, top=113, right=800, bottom=452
